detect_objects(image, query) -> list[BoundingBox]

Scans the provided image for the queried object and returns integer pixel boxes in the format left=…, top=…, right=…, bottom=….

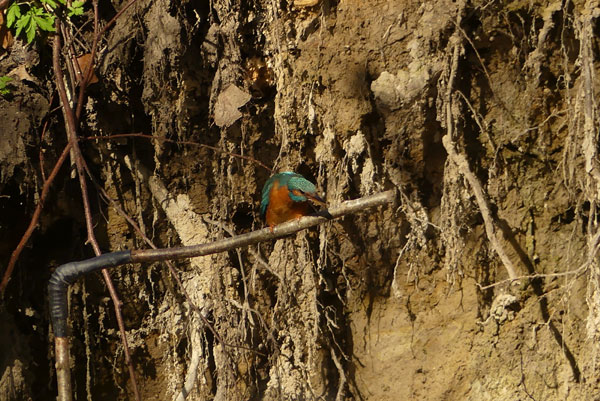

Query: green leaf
left=7, top=0, right=64, bottom=43
left=16, top=13, right=31, bottom=29
left=33, top=15, right=55, bottom=32
left=0, top=76, right=11, bottom=87
left=42, top=0, right=59, bottom=8
left=26, top=18, right=37, bottom=43
left=15, top=13, right=30, bottom=38
left=0, top=76, right=11, bottom=96
left=68, top=1, right=85, bottom=17
left=68, top=8, right=83, bottom=17
left=6, top=3, right=21, bottom=28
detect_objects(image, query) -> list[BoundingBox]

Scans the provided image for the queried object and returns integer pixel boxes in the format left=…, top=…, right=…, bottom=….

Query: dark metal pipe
left=48, top=250, right=132, bottom=337
left=49, top=190, right=396, bottom=336
left=47, top=189, right=396, bottom=399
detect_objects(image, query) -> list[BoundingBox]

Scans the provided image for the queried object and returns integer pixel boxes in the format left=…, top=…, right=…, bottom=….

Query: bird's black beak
left=306, top=193, right=327, bottom=208
left=314, top=209, right=333, bottom=220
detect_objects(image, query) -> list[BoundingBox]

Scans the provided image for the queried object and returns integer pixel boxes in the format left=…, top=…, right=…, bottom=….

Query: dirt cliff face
left=1, top=0, right=599, bottom=400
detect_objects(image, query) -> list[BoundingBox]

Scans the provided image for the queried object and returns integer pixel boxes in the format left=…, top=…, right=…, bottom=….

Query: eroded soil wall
left=1, top=0, right=600, bottom=400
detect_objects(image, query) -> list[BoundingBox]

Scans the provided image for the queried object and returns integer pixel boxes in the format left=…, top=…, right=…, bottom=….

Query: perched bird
left=260, top=172, right=328, bottom=230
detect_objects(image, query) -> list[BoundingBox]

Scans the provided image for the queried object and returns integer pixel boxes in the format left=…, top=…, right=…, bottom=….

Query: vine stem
left=52, top=15, right=141, bottom=401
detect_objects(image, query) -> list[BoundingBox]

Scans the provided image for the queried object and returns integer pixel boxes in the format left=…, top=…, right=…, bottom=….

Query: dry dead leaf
left=7, top=64, right=34, bottom=82
left=0, top=10, right=14, bottom=51
left=75, top=53, right=99, bottom=86
left=213, top=84, right=251, bottom=128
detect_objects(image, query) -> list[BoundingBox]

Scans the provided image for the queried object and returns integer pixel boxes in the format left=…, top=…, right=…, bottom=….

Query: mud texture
left=1, top=0, right=600, bottom=400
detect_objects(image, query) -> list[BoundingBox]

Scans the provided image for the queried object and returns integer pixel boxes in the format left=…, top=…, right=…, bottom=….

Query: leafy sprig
left=0, top=76, right=13, bottom=96
left=6, top=0, right=85, bottom=44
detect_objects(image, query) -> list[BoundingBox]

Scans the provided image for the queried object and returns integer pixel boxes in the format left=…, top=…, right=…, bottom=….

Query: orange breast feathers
left=265, top=181, right=311, bottom=228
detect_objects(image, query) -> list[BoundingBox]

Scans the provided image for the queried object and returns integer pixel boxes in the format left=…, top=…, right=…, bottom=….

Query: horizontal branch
left=132, top=190, right=396, bottom=262
left=48, top=190, right=396, bottom=337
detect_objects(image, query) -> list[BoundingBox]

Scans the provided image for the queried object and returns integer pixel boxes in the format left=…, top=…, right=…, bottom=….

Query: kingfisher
left=260, top=172, right=328, bottom=230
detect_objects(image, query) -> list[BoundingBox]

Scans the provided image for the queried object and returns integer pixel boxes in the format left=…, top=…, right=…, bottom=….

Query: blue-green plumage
left=260, top=171, right=322, bottom=218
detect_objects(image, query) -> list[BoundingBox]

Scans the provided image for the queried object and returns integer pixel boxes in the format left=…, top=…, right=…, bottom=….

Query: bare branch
left=131, top=190, right=397, bottom=263
left=0, top=144, right=71, bottom=295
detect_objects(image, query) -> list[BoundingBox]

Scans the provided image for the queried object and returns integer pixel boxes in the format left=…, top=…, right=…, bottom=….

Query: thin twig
left=58, top=22, right=78, bottom=96
left=519, top=351, right=538, bottom=401
left=97, top=0, right=138, bottom=39
left=0, top=143, right=72, bottom=295
left=39, top=101, right=55, bottom=183
left=85, top=133, right=273, bottom=172
left=476, top=265, right=588, bottom=291
left=75, top=0, right=100, bottom=119
left=52, top=18, right=141, bottom=401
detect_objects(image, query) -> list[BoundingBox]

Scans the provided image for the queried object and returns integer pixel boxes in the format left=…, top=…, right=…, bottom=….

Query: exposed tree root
left=441, top=36, right=519, bottom=282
